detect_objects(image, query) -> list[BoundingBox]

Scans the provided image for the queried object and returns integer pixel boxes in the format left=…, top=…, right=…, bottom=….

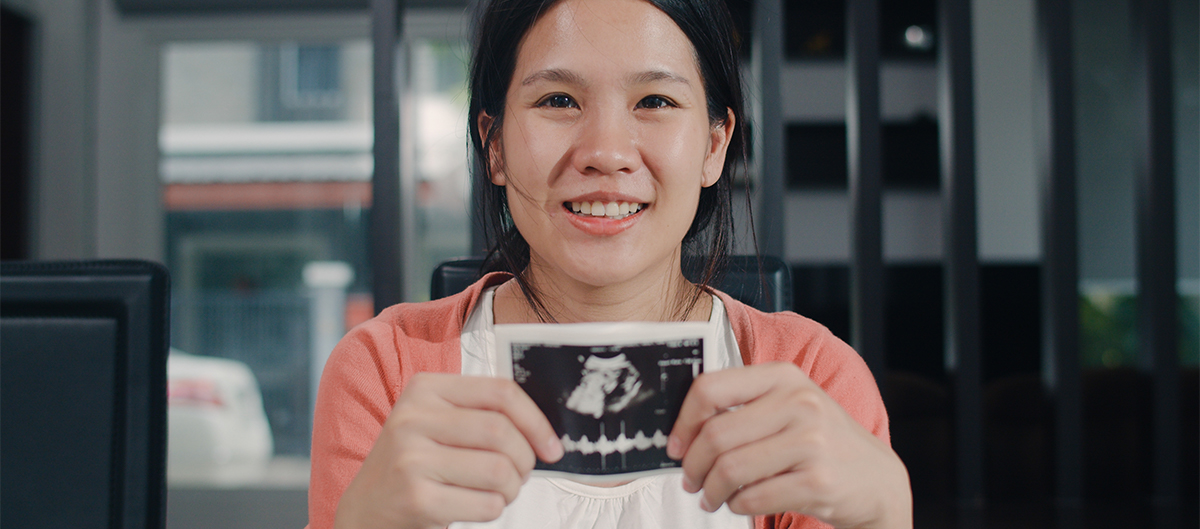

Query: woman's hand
left=666, top=363, right=911, bottom=529
left=334, top=373, right=564, bottom=529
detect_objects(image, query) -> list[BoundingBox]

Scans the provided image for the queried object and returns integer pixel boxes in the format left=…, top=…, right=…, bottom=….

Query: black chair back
left=431, top=255, right=792, bottom=313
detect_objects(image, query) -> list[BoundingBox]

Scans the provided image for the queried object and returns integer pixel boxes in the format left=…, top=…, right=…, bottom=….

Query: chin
left=551, top=261, right=638, bottom=288
left=540, top=248, right=678, bottom=291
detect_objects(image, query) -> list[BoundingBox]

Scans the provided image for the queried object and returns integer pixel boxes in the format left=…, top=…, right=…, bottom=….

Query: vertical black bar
left=1131, top=0, right=1179, bottom=523
left=754, top=0, right=785, bottom=258
left=938, top=0, right=983, bottom=514
left=846, top=0, right=885, bottom=379
left=0, top=8, right=32, bottom=260
left=371, top=0, right=404, bottom=313
left=1034, top=0, right=1082, bottom=526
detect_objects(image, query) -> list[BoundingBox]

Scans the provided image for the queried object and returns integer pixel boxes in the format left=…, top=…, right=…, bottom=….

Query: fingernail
left=682, top=474, right=698, bottom=493
left=666, top=435, right=681, bottom=459
left=546, top=436, right=564, bottom=461
left=700, top=496, right=716, bottom=512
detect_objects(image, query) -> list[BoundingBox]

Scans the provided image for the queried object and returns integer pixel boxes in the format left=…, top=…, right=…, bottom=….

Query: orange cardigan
left=308, top=273, right=889, bottom=529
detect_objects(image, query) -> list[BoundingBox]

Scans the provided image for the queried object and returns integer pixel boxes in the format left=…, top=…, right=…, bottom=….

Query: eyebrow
left=521, top=68, right=587, bottom=87
left=627, top=70, right=692, bottom=87
left=520, top=68, right=692, bottom=88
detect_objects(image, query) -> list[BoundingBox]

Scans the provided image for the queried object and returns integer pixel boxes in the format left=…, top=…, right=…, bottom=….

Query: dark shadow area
left=782, top=0, right=938, bottom=61
left=1, top=6, right=33, bottom=261
left=785, top=119, right=942, bottom=190
left=790, top=262, right=1199, bottom=526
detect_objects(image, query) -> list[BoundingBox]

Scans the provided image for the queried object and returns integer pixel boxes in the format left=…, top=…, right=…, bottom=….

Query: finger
left=696, top=429, right=811, bottom=512
left=722, top=470, right=833, bottom=521
left=410, top=481, right=511, bottom=526
left=415, top=406, right=538, bottom=477
left=679, top=390, right=796, bottom=493
left=413, top=374, right=564, bottom=463
left=424, top=445, right=526, bottom=503
left=668, top=363, right=803, bottom=459
left=725, top=439, right=912, bottom=529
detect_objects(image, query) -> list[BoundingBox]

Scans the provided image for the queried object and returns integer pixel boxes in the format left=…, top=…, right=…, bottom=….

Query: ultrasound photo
left=495, top=322, right=714, bottom=481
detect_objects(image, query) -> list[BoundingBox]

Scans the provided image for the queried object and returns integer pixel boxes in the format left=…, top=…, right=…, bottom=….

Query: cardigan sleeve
left=307, top=312, right=406, bottom=529
left=718, top=295, right=890, bottom=529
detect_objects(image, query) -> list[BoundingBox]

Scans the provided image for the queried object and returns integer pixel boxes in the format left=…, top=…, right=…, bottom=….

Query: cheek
left=504, top=184, right=539, bottom=220
left=502, top=117, right=570, bottom=184
left=503, top=180, right=556, bottom=241
left=641, top=122, right=712, bottom=186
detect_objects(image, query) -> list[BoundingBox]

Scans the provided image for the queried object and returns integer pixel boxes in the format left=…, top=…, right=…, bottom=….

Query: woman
left=309, top=0, right=912, bottom=528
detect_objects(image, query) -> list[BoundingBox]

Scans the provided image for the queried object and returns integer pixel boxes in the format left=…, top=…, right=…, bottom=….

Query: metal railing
left=172, top=290, right=313, bottom=456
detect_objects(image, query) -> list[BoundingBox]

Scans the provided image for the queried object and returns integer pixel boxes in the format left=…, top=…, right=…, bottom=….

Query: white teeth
left=568, top=201, right=645, bottom=219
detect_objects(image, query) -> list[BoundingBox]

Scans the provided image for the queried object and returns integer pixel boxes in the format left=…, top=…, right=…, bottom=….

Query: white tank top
left=453, top=287, right=753, bottom=529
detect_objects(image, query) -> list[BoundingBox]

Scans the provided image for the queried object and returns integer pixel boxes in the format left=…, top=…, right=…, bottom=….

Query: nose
left=570, top=105, right=641, bottom=177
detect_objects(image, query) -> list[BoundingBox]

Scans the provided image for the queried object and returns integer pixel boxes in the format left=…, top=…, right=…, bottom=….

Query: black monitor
left=1, top=260, right=169, bottom=529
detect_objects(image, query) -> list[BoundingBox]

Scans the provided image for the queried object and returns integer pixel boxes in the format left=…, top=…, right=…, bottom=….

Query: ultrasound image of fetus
left=564, top=354, right=651, bottom=419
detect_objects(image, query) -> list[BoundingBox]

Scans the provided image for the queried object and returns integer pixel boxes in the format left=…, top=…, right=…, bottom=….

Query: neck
left=493, top=255, right=711, bottom=324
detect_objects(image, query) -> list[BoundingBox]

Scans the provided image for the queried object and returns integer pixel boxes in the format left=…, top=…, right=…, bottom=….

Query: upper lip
left=563, top=192, right=648, bottom=205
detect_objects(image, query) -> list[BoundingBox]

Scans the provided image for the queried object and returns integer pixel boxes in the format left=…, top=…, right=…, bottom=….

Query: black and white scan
left=496, top=322, right=713, bottom=481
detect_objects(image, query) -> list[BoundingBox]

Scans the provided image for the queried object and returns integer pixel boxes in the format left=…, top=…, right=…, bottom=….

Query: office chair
left=1, top=260, right=169, bottom=529
left=431, top=255, right=792, bottom=313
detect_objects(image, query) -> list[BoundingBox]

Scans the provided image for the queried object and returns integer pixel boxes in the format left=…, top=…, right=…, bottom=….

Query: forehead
left=513, top=0, right=701, bottom=86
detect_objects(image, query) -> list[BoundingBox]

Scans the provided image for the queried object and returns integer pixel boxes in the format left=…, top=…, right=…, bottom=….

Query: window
left=160, top=39, right=373, bottom=488
left=260, top=43, right=347, bottom=121
left=401, top=37, right=472, bottom=300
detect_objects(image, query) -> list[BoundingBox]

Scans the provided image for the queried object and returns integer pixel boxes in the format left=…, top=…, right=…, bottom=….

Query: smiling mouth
left=566, top=201, right=646, bottom=220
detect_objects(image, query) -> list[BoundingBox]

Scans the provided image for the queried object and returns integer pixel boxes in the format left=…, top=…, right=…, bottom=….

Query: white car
left=167, top=349, right=274, bottom=487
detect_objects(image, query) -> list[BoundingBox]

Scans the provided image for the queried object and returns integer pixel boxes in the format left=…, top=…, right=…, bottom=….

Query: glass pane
left=1075, top=0, right=1138, bottom=369
left=159, top=39, right=372, bottom=490
left=1075, top=0, right=1199, bottom=369
left=402, top=38, right=472, bottom=301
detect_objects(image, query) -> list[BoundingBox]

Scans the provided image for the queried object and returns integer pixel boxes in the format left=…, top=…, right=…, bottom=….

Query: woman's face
left=488, top=0, right=734, bottom=290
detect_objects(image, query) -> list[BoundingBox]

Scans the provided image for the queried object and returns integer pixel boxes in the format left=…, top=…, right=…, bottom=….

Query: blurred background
left=0, top=0, right=1195, bottom=527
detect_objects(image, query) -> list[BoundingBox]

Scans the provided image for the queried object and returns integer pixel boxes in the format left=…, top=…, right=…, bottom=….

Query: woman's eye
left=636, top=95, right=673, bottom=109
left=539, top=94, right=577, bottom=109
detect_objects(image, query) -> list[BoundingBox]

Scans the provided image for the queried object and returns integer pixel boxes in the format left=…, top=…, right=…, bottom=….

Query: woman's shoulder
left=717, top=290, right=888, bottom=440
left=714, top=290, right=853, bottom=366
left=350, top=272, right=511, bottom=343
left=323, top=272, right=511, bottom=384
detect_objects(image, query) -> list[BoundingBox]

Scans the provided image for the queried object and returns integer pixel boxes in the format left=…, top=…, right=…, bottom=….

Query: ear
left=477, top=111, right=506, bottom=186
left=701, top=108, right=735, bottom=188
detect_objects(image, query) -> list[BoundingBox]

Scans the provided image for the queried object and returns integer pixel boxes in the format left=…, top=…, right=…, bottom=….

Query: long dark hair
left=468, top=0, right=748, bottom=321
